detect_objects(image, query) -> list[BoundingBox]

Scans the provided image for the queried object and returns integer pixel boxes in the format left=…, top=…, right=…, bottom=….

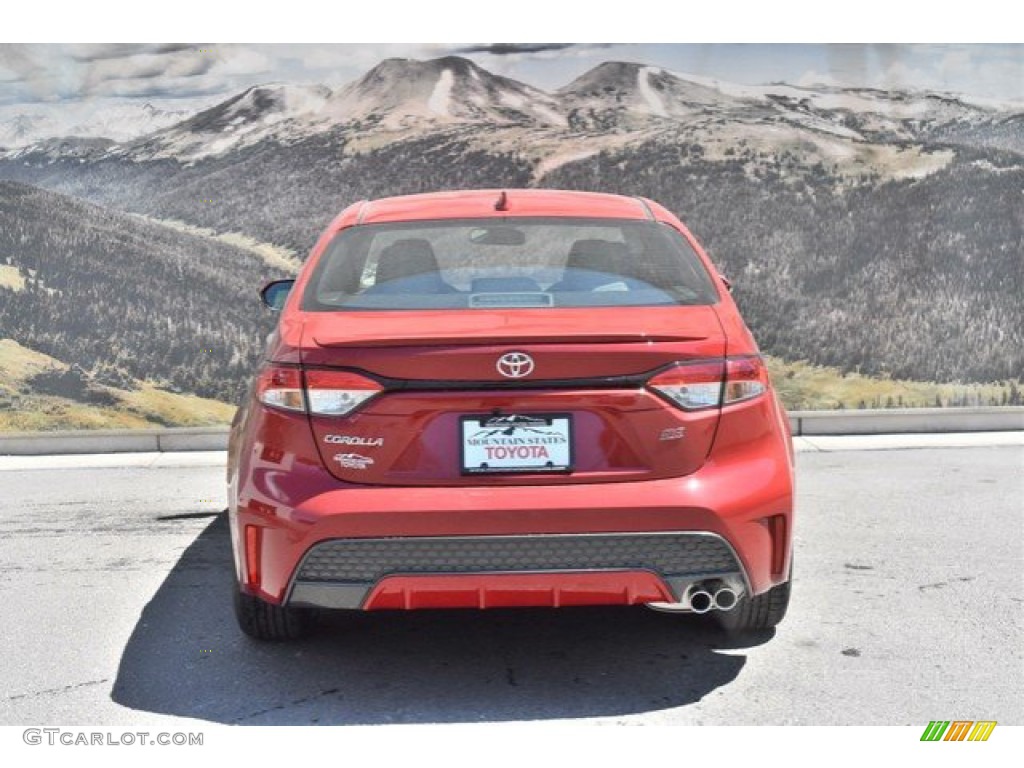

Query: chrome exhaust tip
left=713, top=586, right=738, bottom=611
left=645, top=575, right=746, bottom=614
left=688, top=589, right=714, bottom=614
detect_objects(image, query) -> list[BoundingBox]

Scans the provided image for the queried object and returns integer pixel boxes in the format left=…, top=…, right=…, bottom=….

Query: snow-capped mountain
left=182, top=83, right=332, bottom=133
left=5, top=55, right=1020, bottom=164
left=555, top=61, right=1018, bottom=144
left=126, top=83, right=332, bottom=160
left=740, top=83, right=1007, bottom=143
left=0, top=98, right=214, bottom=149
left=559, top=61, right=750, bottom=130
left=123, top=58, right=565, bottom=161
left=322, top=56, right=564, bottom=128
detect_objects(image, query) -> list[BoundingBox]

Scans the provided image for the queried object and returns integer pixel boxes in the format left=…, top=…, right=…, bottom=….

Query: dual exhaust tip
left=688, top=581, right=738, bottom=613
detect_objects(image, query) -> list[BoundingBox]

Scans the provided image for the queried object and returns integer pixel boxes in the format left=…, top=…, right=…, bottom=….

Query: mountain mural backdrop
left=1, top=55, right=1021, bottom=426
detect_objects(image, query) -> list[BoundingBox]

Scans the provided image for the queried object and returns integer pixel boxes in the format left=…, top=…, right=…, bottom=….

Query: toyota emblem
left=496, top=351, right=535, bottom=379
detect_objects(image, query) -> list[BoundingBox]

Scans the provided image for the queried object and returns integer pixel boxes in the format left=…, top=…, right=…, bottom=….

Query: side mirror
left=260, top=279, right=295, bottom=310
left=718, top=273, right=733, bottom=293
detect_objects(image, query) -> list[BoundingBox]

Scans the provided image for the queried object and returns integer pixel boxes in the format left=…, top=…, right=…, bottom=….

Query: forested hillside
left=0, top=181, right=282, bottom=402
left=540, top=142, right=1024, bottom=382
left=1, top=56, right=1021, bottom=405
left=0, top=128, right=535, bottom=253
left=6, top=129, right=1019, bottom=385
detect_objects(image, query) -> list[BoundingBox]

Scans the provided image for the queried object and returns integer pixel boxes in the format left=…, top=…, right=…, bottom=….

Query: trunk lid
left=299, top=306, right=727, bottom=485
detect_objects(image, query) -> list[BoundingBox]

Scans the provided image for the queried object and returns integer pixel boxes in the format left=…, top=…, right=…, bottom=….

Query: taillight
left=256, top=366, right=305, bottom=413
left=648, top=356, right=767, bottom=410
left=304, top=369, right=383, bottom=416
left=648, top=360, right=725, bottom=410
left=723, top=355, right=768, bottom=405
left=257, top=366, right=383, bottom=417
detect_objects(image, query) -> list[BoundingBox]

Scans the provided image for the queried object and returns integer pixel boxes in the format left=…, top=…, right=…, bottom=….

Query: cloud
left=939, top=49, right=973, bottom=75
left=454, top=44, right=580, bottom=56
left=84, top=52, right=216, bottom=87
left=454, top=43, right=615, bottom=62
left=0, top=44, right=281, bottom=103
left=795, top=70, right=843, bottom=88
left=0, top=45, right=66, bottom=102
left=2, top=43, right=1019, bottom=110
left=64, top=43, right=197, bottom=63
left=216, top=46, right=273, bottom=76
left=1, top=43, right=615, bottom=105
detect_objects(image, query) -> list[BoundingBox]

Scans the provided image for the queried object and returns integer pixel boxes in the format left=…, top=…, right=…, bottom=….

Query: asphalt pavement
left=0, top=439, right=1021, bottom=725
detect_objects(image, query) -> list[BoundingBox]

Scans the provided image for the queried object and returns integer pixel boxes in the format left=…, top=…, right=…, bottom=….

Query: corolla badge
left=496, top=351, right=535, bottom=379
left=325, top=435, right=384, bottom=447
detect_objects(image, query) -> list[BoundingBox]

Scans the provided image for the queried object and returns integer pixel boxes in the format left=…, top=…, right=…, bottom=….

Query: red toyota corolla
left=228, top=189, right=794, bottom=640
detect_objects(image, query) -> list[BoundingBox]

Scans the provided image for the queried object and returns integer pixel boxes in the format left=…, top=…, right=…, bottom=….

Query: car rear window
left=302, top=217, right=720, bottom=311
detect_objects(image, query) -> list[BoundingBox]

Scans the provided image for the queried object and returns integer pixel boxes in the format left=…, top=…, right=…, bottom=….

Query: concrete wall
left=789, top=407, right=1024, bottom=436
left=0, top=426, right=230, bottom=455
left=0, top=408, right=1021, bottom=455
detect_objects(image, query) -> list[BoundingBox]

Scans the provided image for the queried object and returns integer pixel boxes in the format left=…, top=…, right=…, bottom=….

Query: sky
left=1, top=42, right=1021, bottom=110
left=2, top=0, right=1021, bottom=110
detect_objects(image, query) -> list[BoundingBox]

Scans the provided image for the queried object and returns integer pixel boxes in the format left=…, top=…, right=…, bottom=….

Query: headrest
left=376, top=238, right=440, bottom=283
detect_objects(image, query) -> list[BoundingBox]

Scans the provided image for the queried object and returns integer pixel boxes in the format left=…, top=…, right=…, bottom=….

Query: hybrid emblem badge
left=334, top=453, right=374, bottom=470
left=497, top=352, right=535, bottom=379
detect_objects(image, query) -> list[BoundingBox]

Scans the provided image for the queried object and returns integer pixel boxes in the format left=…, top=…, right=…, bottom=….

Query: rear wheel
left=234, top=588, right=314, bottom=641
left=715, top=578, right=791, bottom=634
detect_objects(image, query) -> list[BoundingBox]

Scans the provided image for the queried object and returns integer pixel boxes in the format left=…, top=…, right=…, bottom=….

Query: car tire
left=715, top=577, right=791, bottom=634
left=234, top=587, right=313, bottom=641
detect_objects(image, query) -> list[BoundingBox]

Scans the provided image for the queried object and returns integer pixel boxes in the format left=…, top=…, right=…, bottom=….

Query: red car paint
left=228, top=189, right=794, bottom=637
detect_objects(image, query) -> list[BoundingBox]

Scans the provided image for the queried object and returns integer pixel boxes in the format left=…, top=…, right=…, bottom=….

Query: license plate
left=460, top=413, right=572, bottom=474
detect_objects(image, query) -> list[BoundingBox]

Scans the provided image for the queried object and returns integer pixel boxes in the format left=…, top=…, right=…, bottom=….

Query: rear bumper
left=287, top=531, right=746, bottom=610
left=229, top=407, right=794, bottom=608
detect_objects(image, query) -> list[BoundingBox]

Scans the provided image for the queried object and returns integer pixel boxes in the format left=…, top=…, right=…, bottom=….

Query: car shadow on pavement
left=111, top=514, right=772, bottom=724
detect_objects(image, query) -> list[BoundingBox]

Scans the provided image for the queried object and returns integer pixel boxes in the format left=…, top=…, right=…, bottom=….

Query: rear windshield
left=302, top=217, right=720, bottom=311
